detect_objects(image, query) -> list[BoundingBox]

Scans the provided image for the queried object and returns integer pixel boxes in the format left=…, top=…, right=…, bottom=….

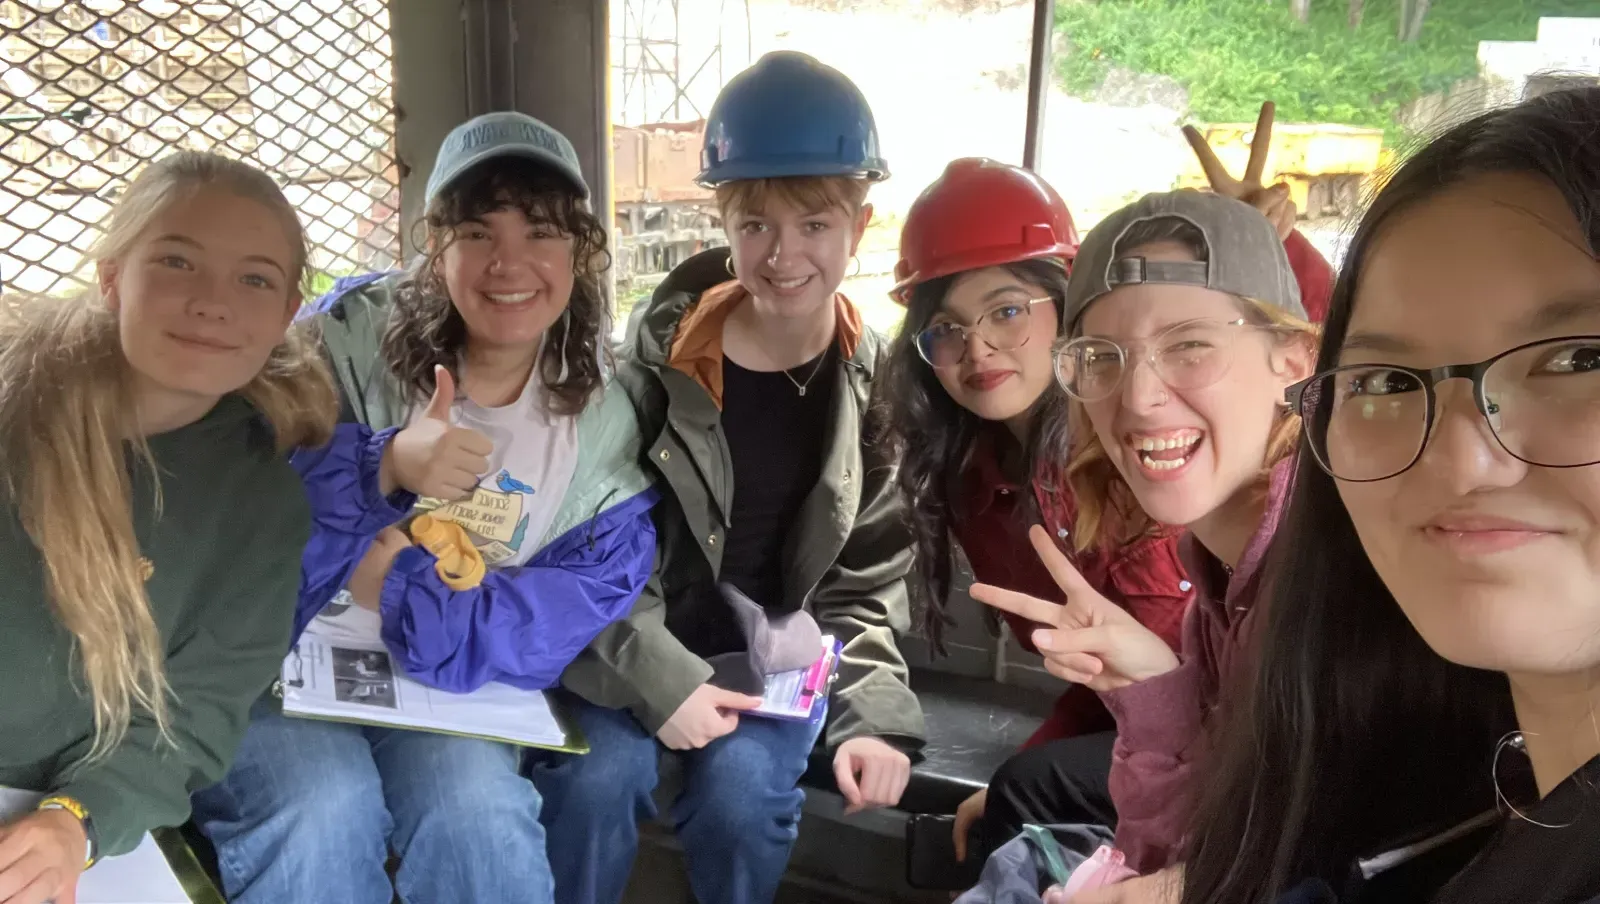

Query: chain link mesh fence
left=1, top=0, right=399, bottom=296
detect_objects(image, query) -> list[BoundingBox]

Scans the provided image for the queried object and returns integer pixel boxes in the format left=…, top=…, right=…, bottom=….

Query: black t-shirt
left=717, top=344, right=836, bottom=610
left=1432, top=754, right=1600, bottom=904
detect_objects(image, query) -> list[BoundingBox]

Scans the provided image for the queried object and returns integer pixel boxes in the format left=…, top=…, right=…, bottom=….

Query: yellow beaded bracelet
left=37, top=795, right=96, bottom=869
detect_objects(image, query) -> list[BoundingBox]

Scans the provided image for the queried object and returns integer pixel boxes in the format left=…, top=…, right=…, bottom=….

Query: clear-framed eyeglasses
left=914, top=296, right=1052, bottom=369
left=1052, top=317, right=1273, bottom=403
left=1288, top=335, right=1600, bottom=482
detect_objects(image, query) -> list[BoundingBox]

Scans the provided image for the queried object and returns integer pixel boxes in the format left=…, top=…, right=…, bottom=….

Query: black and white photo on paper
left=331, top=646, right=398, bottom=709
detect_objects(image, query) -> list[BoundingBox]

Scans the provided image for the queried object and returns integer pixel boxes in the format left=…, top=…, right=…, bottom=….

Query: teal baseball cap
left=424, top=111, right=589, bottom=206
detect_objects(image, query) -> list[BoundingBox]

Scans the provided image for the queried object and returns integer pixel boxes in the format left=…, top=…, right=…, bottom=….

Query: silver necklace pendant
left=798, top=386, right=806, bottom=396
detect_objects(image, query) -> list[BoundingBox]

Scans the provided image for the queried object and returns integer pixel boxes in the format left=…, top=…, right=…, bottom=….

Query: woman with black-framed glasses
left=1292, top=336, right=1600, bottom=483
left=1181, top=87, right=1600, bottom=904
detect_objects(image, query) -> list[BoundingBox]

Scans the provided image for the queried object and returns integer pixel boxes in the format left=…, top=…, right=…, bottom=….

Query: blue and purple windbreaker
left=287, top=272, right=660, bottom=694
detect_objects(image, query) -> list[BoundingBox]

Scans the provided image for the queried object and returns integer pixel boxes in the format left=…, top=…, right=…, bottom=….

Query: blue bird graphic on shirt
left=496, top=470, right=536, bottom=495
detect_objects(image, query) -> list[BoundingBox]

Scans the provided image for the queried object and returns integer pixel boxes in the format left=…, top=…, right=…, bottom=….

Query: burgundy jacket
left=953, top=427, right=1190, bottom=748
left=1099, top=457, right=1296, bottom=874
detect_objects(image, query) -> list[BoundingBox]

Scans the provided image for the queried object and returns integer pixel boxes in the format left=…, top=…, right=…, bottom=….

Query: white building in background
left=1479, top=17, right=1600, bottom=103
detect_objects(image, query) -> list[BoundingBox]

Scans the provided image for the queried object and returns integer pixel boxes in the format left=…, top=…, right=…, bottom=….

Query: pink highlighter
left=797, top=649, right=830, bottom=709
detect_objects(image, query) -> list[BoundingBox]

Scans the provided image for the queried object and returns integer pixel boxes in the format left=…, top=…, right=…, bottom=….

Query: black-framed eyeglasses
left=915, top=296, right=1052, bottom=369
left=1288, top=334, right=1600, bottom=482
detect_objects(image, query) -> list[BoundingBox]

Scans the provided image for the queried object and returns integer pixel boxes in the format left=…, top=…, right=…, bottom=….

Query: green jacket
left=562, top=249, right=927, bottom=753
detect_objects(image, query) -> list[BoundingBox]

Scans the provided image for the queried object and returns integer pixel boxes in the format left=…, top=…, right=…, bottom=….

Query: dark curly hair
left=381, top=157, right=611, bottom=415
left=877, top=257, right=1073, bottom=652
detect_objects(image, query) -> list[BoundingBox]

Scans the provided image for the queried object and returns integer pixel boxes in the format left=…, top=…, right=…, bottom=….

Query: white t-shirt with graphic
left=409, top=370, right=580, bottom=570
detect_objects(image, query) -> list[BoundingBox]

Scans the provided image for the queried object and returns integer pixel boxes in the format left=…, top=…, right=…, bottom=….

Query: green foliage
left=305, top=270, right=339, bottom=300
left=1055, top=0, right=1593, bottom=133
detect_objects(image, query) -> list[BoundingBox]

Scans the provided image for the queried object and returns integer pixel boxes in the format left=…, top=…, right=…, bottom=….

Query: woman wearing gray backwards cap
left=969, top=189, right=1318, bottom=900
left=189, top=111, right=659, bottom=904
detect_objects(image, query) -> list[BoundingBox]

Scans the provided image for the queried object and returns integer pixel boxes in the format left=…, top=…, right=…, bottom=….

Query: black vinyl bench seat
left=801, top=668, right=1048, bottom=815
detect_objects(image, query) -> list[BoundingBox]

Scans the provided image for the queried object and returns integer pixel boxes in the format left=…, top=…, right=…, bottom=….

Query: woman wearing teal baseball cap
left=190, top=111, right=659, bottom=904
left=532, top=51, right=924, bottom=904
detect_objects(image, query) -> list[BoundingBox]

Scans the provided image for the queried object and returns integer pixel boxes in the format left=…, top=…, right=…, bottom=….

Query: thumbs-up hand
left=970, top=525, right=1179, bottom=692
left=379, top=365, right=495, bottom=501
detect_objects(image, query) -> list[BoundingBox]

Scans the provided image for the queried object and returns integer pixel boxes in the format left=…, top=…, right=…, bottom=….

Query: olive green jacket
left=561, top=249, right=927, bottom=753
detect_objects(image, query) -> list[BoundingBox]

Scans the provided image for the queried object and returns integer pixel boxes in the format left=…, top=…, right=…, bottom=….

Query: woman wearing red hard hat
left=880, top=158, right=1193, bottom=873
left=881, top=138, right=1334, bottom=877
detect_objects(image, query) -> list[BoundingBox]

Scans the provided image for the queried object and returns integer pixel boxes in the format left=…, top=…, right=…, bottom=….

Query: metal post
left=1022, top=0, right=1055, bottom=172
left=463, top=0, right=517, bottom=114
left=505, top=0, right=613, bottom=299
left=390, top=1, right=471, bottom=260
left=671, top=0, right=682, bottom=120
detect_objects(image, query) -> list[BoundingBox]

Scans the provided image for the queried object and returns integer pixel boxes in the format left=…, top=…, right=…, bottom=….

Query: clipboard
left=276, top=602, right=588, bottom=754
left=745, top=635, right=843, bottom=725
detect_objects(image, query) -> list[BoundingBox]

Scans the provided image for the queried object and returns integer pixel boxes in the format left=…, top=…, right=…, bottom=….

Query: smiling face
left=439, top=204, right=576, bottom=352
left=723, top=179, right=871, bottom=322
left=1074, top=241, right=1311, bottom=529
left=100, top=187, right=301, bottom=411
left=1334, top=173, right=1600, bottom=676
left=924, top=266, right=1061, bottom=427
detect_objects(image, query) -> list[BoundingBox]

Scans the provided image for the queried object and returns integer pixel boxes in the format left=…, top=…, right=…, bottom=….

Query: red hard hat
left=891, top=158, right=1079, bottom=304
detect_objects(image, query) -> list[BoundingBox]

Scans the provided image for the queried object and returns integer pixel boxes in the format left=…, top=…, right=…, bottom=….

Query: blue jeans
left=191, top=699, right=553, bottom=904
left=528, top=696, right=825, bottom=904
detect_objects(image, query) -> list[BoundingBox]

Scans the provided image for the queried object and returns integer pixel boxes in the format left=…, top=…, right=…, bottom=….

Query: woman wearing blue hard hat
left=533, top=51, right=926, bottom=904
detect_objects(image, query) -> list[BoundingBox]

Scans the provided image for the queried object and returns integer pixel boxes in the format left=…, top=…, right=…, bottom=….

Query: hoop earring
left=725, top=255, right=736, bottom=278
left=848, top=256, right=861, bottom=279
left=1493, top=731, right=1573, bottom=829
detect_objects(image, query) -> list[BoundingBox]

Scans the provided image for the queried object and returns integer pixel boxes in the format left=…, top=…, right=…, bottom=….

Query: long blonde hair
left=1065, top=298, right=1317, bottom=553
left=0, top=151, right=338, bottom=762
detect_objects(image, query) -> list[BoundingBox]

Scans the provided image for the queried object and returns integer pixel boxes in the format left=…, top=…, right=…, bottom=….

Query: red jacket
left=952, top=427, right=1191, bottom=749
left=1100, top=457, right=1295, bottom=874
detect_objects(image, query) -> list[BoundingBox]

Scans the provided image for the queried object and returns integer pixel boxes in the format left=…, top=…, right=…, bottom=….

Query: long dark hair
left=1181, top=87, right=1600, bottom=904
left=878, top=258, right=1072, bottom=651
left=382, top=158, right=611, bottom=415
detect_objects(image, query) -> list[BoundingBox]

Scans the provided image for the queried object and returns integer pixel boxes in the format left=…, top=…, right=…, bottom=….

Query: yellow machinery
left=1177, top=121, right=1389, bottom=220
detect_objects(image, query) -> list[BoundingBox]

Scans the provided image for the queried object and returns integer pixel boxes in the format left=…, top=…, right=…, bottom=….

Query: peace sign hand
left=969, top=526, right=1180, bottom=692
left=1182, top=101, right=1297, bottom=241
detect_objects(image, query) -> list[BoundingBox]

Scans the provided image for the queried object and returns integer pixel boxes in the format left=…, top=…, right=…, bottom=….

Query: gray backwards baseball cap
left=424, top=111, right=589, bottom=207
left=1064, top=189, right=1303, bottom=330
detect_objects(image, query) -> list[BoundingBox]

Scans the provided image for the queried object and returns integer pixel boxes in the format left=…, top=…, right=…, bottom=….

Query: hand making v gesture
left=969, top=526, right=1180, bottom=692
left=1183, top=100, right=1297, bottom=240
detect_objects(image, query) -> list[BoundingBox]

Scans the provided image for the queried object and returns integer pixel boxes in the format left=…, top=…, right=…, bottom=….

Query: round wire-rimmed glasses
left=1288, top=334, right=1600, bottom=482
left=914, top=296, right=1052, bottom=369
left=1052, top=317, right=1272, bottom=403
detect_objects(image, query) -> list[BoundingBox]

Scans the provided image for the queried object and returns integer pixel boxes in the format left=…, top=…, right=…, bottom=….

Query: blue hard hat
left=697, top=51, right=888, bottom=187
